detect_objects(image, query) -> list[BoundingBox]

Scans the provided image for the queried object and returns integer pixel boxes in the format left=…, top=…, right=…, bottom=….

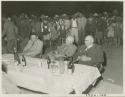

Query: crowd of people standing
left=2, top=11, right=123, bottom=54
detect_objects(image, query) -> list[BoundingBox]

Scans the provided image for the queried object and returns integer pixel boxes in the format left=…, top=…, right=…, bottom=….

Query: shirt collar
left=85, top=44, right=94, bottom=51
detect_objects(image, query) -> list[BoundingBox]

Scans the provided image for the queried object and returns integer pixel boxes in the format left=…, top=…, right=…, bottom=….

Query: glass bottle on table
left=47, top=57, right=51, bottom=69
left=58, top=58, right=65, bottom=74
left=17, top=38, right=20, bottom=52
left=19, top=55, right=26, bottom=72
left=68, top=57, right=74, bottom=74
left=63, top=55, right=69, bottom=73
left=13, top=47, right=17, bottom=60
left=51, top=60, right=57, bottom=73
left=68, top=62, right=73, bottom=74
left=21, top=55, right=26, bottom=67
left=13, top=47, right=20, bottom=65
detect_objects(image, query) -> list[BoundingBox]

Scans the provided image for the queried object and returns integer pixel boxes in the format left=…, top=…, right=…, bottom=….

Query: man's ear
left=91, top=38, right=94, bottom=43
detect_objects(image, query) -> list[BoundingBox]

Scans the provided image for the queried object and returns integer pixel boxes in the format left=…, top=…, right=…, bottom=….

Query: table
left=2, top=54, right=101, bottom=94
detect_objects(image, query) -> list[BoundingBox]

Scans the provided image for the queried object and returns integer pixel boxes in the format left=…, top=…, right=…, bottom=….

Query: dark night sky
left=2, top=1, right=123, bottom=17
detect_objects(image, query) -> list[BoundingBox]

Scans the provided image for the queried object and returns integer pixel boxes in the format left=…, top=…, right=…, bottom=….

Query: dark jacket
left=74, top=44, right=104, bottom=66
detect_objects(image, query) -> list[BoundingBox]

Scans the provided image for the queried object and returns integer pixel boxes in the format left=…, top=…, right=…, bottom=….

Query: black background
left=2, top=1, right=123, bottom=17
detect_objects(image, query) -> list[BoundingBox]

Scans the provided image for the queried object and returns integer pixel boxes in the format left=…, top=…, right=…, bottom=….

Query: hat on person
left=75, top=12, right=83, bottom=17
left=61, top=14, right=69, bottom=19
left=54, top=14, right=59, bottom=19
left=93, top=13, right=98, bottom=17
left=30, top=32, right=38, bottom=37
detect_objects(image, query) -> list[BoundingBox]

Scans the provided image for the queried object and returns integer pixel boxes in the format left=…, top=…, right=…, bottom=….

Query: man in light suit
left=45, top=36, right=77, bottom=60
left=22, top=33, right=43, bottom=57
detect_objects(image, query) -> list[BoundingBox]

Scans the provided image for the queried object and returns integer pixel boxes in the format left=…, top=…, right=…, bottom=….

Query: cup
left=42, top=59, right=48, bottom=69
left=51, top=61, right=60, bottom=74
left=68, top=69, right=72, bottom=75
left=64, top=61, right=69, bottom=70
left=38, top=61, right=42, bottom=68
left=59, top=60, right=65, bottom=74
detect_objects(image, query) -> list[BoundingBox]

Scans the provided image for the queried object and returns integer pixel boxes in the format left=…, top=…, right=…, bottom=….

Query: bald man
left=45, top=36, right=77, bottom=60
left=74, top=35, right=104, bottom=66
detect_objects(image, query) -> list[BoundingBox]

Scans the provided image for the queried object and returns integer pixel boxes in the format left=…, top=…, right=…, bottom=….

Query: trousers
left=70, top=28, right=78, bottom=44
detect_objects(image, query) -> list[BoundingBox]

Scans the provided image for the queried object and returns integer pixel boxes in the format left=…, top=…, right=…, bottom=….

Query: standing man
left=31, top=17, right=41, bottom=38
left=49, top=19, right=59, bottom=46
left=85, top=16, right=97, bottom=37
left=63, top=14, right=71, bottom=36
left=59, top=17, right=66, bottom=44
left=18, top=15, right=31, bottom=52
left=41, top=19, right=51, bottom=53
left=3, top=18, right=18, bottom=53
left=77, top=13, right=87, bottom=45
left=70, top=15, right=78, bottom=45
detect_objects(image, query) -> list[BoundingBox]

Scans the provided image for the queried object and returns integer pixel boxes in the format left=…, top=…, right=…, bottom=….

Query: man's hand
left=19, top=51, right=30, bottom=56
left=54, top=51, right=58, bottom=54
left=4, top=37, right=7, bottom=41
left=18, top=53, right=24, bottom=56
left=77, top=55, right=91, bottom=61
left=55, top=53, right=65, bottom=58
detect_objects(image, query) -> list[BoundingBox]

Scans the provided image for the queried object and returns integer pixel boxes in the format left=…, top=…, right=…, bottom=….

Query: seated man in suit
left=44, top=36, right=77, bottom=60
left=21, top=33, right=43, bottom=57
left=74, top=35, right=104, bottom=67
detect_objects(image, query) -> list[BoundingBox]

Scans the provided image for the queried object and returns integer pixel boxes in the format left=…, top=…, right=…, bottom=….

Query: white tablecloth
left=2, top=54, right=101, bottom=94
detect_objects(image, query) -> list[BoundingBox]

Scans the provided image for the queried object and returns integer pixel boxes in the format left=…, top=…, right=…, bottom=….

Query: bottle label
left=21, top=56, right=26, bottom=67
left=68, top=69, right=72, bottom=75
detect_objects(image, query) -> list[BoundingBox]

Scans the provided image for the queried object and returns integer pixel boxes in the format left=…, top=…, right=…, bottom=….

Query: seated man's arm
left=23, top=40, right=32, bottom=52
left=24, top=41, right=43, bottom=57
left=46, top=45, right=66, bottom=59
left=79, top=46, right=104, bottom=66
left=45, top=50, right=57, bottom=60
left=65, top=46, right=77, bottom=57
left=54, top=45, right=66, bottom=57
left=78, top=55, right=91, bottom=61
left=73, top=45, right=84, bottom=60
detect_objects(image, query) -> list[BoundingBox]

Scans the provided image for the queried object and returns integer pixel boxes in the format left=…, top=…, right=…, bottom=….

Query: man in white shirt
left=22, top=33, right=43, bottom=57
left=70, top=15, right=78, bottom=45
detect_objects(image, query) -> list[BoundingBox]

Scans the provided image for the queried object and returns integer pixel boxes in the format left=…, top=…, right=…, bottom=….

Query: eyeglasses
left=84, top=40, right=89, bottom=41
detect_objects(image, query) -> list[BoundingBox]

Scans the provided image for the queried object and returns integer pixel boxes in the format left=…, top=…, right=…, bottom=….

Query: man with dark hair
left=74, top=35, right=104, bottom=66
left=21, top=33, right=43, bottom=57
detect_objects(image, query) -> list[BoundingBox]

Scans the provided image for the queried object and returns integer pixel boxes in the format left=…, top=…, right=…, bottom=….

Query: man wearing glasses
left=74, top=35, right=104, bottom=67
